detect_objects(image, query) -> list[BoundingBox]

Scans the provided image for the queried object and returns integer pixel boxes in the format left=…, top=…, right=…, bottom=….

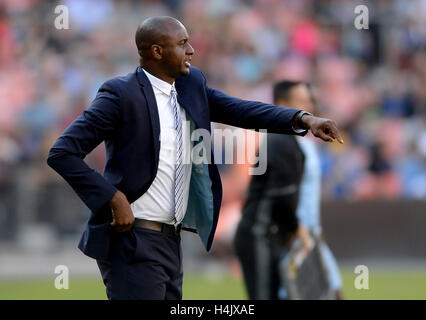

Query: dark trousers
left=233, top=220, right=282, bottom=300
left=96, top=226, right=183, bottom=300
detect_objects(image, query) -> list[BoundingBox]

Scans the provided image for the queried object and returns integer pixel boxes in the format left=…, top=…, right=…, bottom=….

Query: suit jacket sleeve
left=205, top=81, right=306, bottom=135
left=46, top=80, right=121, bottom=213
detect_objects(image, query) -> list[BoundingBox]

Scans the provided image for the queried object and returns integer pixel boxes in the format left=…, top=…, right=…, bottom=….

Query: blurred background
left=0, top=0, right=425, bottom=299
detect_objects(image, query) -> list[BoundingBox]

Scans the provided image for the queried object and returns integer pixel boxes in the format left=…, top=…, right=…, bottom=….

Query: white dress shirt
left=130, top=69, right=192, bottom=224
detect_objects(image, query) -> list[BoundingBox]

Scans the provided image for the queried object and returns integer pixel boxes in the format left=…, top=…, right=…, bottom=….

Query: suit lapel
left=175, top=77, right=203, bottom=130
left=136, top=67, right=161, bottom=166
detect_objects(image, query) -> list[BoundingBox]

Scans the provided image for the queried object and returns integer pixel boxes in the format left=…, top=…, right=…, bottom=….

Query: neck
left=141, top=64, right=174, bottom=84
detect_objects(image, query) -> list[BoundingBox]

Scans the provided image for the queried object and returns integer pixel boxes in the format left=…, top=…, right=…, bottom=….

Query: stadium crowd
left=0, top=0, right=425, bottom=241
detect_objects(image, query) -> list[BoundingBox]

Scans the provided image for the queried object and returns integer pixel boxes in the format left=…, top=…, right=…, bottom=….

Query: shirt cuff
left=292, top=126, right=307, bottom=134
left=292, top=110, right=310, bottom=134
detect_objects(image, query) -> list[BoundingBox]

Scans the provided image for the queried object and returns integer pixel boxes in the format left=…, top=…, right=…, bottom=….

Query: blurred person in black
left=234, top=81, right=343, bottom=300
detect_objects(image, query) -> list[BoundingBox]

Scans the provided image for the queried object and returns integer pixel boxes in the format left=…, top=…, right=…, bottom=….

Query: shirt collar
left=142, top=68, right=174, bottom=96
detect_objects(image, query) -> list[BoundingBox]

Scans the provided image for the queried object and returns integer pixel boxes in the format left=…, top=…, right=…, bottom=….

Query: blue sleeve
left=46, top=80, right=121, bottom=213
left=204, top=76, right=306, bottom=135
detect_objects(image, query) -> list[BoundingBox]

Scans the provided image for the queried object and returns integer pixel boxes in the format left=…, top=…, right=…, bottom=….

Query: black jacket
left=240, top=133, right=305, bottom=239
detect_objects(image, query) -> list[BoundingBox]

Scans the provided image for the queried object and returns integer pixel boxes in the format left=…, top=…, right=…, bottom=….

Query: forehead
left=165, top=22, right=188, bottom=42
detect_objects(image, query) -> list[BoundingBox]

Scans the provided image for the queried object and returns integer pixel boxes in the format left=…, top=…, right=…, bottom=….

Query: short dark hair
left=273, top=80, right=305, bottom=103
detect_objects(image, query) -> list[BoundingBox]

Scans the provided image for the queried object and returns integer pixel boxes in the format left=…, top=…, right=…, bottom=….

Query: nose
left=186, top=42, right=195, bottom=56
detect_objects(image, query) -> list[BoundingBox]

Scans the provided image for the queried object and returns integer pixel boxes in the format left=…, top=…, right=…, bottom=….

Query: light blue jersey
left=296, top=136, right=322, bottom=235
left=295, top=136, right=342, bottom=290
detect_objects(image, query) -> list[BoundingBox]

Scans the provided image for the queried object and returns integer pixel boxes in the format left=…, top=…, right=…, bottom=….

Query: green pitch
left=0, top=268, right=425, bottom=299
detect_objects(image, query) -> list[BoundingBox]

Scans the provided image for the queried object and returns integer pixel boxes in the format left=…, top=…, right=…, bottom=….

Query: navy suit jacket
left=47, top=66, right=306, bottom=260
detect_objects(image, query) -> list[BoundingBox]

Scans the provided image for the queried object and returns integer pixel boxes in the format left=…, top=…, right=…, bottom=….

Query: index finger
left=328, top=122, right=344, bottom=144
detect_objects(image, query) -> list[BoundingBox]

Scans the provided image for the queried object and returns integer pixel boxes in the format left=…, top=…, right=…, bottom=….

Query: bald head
left=134, top=16, right=194, bottom=83
left=135, top=16, right=185, bottom=58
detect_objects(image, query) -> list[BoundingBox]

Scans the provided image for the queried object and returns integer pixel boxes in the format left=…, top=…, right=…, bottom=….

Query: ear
left=151, top=44, right=163, bottom=60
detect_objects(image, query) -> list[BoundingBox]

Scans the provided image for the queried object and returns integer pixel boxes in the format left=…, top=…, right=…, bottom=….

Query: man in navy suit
left=47, top=16, right=343, bottom=300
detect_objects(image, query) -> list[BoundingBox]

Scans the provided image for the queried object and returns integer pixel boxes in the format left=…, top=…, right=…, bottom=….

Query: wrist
left=297, top=111, right=313, bottom=130
left=109, top=190, right=126, bottom=208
